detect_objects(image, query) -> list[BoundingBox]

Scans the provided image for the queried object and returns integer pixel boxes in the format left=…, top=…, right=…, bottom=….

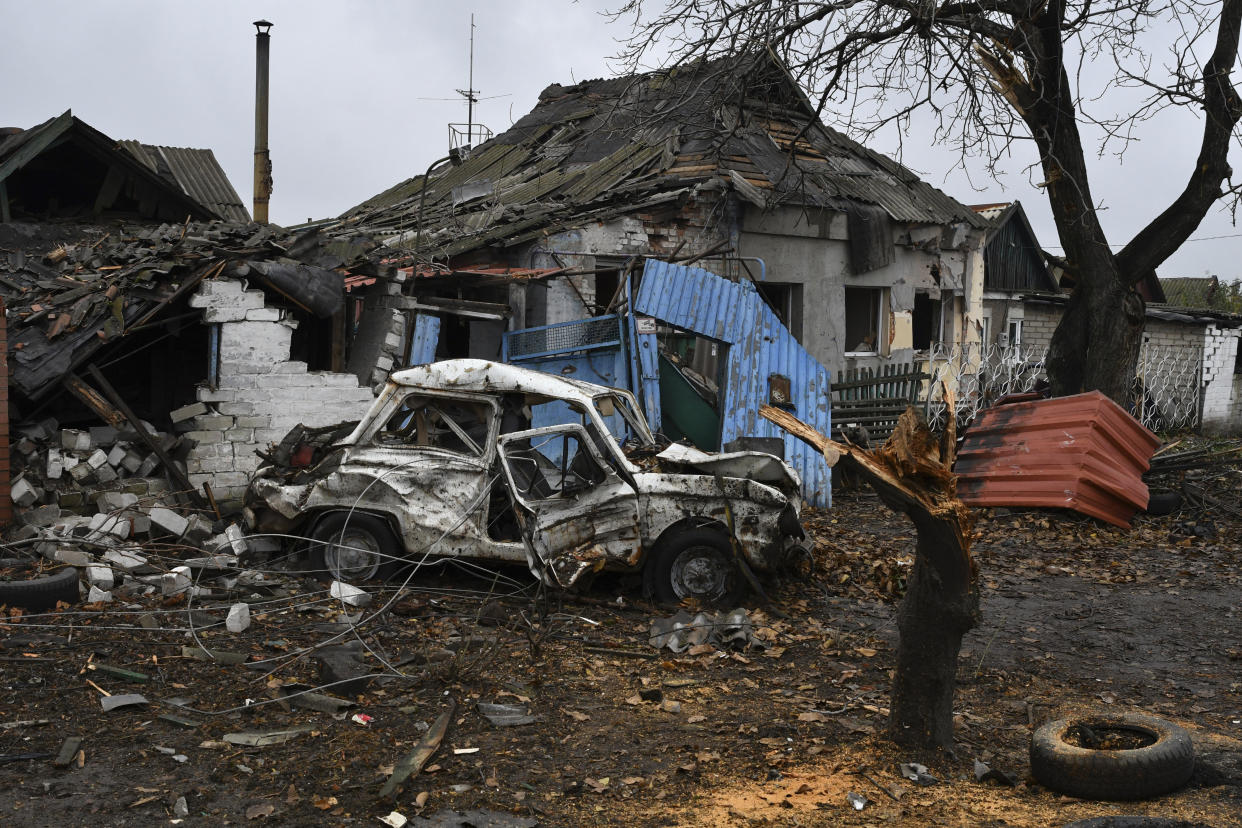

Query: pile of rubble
left=5, top=416, right=281, bottom=606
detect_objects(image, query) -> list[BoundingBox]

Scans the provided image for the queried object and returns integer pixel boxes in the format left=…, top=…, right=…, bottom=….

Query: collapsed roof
left=0, top=110, right=247, bottom=224
left=330, top=58, right=988, bottom=259
left=0, top=220, right=385, bottom=401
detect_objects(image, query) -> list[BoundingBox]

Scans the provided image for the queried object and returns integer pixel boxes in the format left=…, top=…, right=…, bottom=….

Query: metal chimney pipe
left=252, top=20, right=273, bottom=224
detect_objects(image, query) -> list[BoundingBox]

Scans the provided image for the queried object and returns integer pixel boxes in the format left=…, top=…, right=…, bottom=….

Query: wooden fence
left=831, top=362, right=927, bottom=443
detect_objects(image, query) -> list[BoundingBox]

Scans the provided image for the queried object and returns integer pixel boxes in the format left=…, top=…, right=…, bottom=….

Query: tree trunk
left=760, top=404, right=978, bottom=750
left=887, top=509, right=978, bottom=748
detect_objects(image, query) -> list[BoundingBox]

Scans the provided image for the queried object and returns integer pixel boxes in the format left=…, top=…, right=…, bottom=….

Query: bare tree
left=612, top=0, right=1242, bottom=404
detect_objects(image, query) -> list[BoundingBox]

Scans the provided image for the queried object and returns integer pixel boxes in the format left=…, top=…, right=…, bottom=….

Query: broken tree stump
left=761, top=403, right=978, bottom=750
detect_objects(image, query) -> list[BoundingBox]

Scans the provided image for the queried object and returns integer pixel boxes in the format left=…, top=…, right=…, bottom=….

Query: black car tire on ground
left=1063, top=818, right=1215, bottom=828
left=0, top=565, right=80, bottom=611
left=308, top=512, right=402, bottom=582
left=1144, top=491, right=1182, bottom=516
left=648, top=528, right=746, bottom=606
left=1031, top=713, right=1195, bottom=801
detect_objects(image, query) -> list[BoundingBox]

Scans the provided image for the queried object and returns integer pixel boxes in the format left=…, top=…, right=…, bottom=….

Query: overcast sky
left=3, top=0, right=1238, bottom=279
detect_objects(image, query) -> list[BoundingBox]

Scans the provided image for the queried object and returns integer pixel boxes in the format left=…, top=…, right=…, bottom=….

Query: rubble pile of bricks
left=5, top=417, right=283, bottom=604
left=8, top=417, right=187, bottom=526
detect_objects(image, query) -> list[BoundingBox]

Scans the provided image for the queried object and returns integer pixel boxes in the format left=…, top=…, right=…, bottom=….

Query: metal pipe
left=412, top=149, right=464, bottom=253
left=253, top=20, right=273, bottom=224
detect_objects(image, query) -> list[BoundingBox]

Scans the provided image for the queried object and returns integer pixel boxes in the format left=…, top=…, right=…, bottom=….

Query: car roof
left=388, top=359, right=615, bottom=405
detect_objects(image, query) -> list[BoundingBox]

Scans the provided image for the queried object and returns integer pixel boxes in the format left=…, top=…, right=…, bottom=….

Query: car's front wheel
left=308, top=512, right=402, bottom=583
left=649, top=528, right=746, bottom=606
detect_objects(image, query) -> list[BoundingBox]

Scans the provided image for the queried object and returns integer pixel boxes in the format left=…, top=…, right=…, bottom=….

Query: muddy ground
left=0, top=481, right=1239, bottom=826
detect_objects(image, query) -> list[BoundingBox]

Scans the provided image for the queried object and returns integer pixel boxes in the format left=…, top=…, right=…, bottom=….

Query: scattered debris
left=100, top=693, right=149, bottom=712
left=648, top=608, right=759, bottom=652
left=899, top=762, right=939, bottom=786
left=846, top=791, right=868, bottom=810
left=477, top=702, right=537, bottom=728
left=380, top=702, right=455, bottom=801
left=973, top=759, right=1018, bottom=787
left=223, top=726, right=316, bottom=748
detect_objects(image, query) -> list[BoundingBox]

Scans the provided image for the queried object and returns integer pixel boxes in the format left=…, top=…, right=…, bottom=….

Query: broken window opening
left=288, top=308, right=335, bottom=371
left=912, top=292, right=943, bottom=351
left=844, top=287, right=884, bottom=355
left=375, top=394, right=492, bottom=457
left=505, top=431, right=605, bottom=501
left=753, top=282, right=804, bottom=342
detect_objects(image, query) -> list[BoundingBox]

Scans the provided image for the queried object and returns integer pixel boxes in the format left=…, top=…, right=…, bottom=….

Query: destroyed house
left=0, top=114, right=421, bottom=520
left=0, top=110, right=247, bottom=224
left=328, top=58, right=992, bottom=376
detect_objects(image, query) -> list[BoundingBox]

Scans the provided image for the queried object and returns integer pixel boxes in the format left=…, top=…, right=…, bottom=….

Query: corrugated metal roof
left=333, top=58, right=986, bottom=258
left=954, top=392, right=1160, bottom=528
left=118, top=141, right=250, bottom=223
left=635, top=260, right=833, bottom=507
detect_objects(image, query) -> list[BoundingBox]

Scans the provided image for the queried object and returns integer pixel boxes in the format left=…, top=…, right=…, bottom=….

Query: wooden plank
left=62, top=372, right=127, bottom=429
left=86, top=364, right=206, bottom=508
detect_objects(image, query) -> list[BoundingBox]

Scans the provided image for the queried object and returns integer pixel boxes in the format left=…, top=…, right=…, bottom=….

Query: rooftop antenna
left=449, top=15, right=492, bottom=151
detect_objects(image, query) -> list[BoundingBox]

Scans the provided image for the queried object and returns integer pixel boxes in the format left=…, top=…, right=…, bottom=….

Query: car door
left=498, top=424, right=642, bottom=588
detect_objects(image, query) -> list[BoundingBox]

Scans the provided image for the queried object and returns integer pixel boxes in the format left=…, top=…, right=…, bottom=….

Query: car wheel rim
left=325, top=528, right=382, bottom=581
left=670, top=546, right=731, bottom=600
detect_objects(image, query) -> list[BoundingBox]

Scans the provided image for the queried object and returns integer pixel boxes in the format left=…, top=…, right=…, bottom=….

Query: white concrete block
left=11, top=475, right=41, bottom=507
left=61, top=429, right=92, bottom=451
left=330, top=581, right=372, bottom=608
left=162, top=566, right=192, bottom=596
left=46, top=449, right=64, bottom=480
left=86, top=564, right=115, bottom=590
left=54, top=547, right=93, bottom=567
left=87, top=586, right=113, bottom=604
left=86, top=449, right=108, bottom=470
left=103, top=548, right=147, bottom=571
left=149, top=507, right=189, bottom=537
left=226, top=603, right=251, bottom=632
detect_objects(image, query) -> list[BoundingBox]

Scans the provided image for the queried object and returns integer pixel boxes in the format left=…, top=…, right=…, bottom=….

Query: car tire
left=1031, top=713, right=1195, bottom=801
left=1062, top=818, right=1214, bottom=828
left=308, top=512, right=402, bottom=583
left=649, top=528, right=746, bottom=607
left=0, top=565, right=80, bottom=611
left=1144, top=491, right=1182, bottom=516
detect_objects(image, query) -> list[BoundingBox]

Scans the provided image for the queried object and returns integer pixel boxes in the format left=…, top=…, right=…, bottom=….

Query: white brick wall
left=185, top=278, right=379, bottom=504
left=1201, top=323, right=1240, bottom=433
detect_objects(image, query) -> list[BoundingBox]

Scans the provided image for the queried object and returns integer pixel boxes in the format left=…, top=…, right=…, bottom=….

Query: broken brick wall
left=185, top=279, right=377, bottom=504
left=345, top=276, right=410, bottom=393
left=1202, top=323, right=1241, bottom=434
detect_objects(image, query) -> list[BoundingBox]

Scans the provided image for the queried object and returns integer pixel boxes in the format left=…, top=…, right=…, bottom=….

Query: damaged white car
left=245, top=359, right=805, bottom=604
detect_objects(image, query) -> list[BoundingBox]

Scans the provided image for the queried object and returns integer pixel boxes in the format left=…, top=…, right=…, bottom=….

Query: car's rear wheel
left=649, top=528, right=746, bottom=606
left=308, top=512, right=402, bottom=582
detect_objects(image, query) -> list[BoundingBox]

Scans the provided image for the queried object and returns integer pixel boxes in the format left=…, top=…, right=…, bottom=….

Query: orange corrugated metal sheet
left=954, top=391, right=1160, bottom=528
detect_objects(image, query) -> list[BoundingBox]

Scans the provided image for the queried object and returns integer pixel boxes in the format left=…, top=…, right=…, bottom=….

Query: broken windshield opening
left=375, top=394, right=492, bottom=457
left=505, top=430, right=605, bottom=501
left=593, top=393, right=655, bottom=448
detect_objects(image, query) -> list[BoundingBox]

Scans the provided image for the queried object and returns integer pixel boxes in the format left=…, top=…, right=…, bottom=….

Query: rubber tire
left=1144, top=491, right=1182, bottom=516
left=648, top=528, right=746, bottom=607
left=0, top=565, right=80, bottom=611
left=1031, top=713, right=1195, bottom=801
left=1063, top=818, right=1214, bottom=828
left=308, top=512, right=402, bottom=582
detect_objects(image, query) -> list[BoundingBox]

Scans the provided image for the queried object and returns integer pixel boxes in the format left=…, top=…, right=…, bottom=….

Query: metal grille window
left=504, top=315, right=623, bottom=361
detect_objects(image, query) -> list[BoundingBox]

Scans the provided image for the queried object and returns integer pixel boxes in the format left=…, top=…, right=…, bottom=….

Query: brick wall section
left=1019, top=302, right=1062, bottom=350
left=187, top=280, right=377, bottom=505
left=0, top=297, right=10, bottom=527
left=1201, top=323, right=1240, bottom=433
